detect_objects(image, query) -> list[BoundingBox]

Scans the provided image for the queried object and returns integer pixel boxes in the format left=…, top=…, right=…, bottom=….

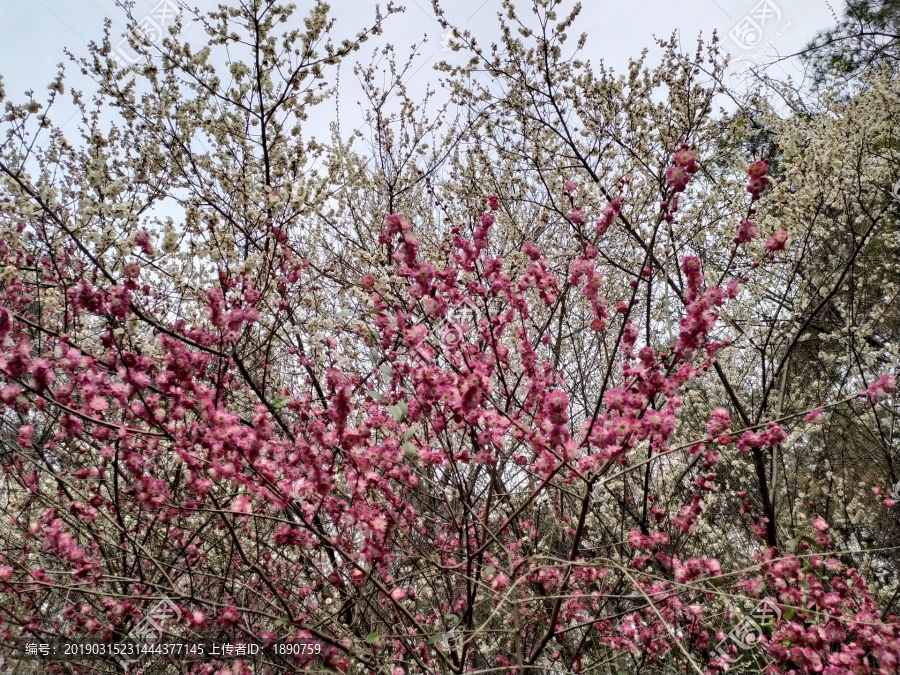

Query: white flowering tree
left=0, top=1, right=898, bottom=674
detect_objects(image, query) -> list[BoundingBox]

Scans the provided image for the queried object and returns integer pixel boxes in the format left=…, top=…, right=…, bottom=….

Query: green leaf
left=402, top=427, right=415, bottom=441
left=444, top=613, right=459, bottom=625
left=379, top=363, right=393, bottom=381
left=270, top=396, right=291, bottom=409
left=427, top=634, right=444, bottom=645
left=483, top=566, right=496, bottom=576
left=367, top=390, right=389, bottom=404
left=274, top=619, right=286, bottom=628
left=365, top=632, right=380, bottom=644
left=799, top=535, right=823, bottom=551
left=783, top=608, right=796, bottom=621
left=388, top=401, right=408, bottom=422
left=403, top=442, right=417, bottom=457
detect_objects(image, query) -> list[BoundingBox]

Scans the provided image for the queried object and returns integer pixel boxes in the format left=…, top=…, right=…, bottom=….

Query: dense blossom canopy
left=0, top=1, right=899, bottom=674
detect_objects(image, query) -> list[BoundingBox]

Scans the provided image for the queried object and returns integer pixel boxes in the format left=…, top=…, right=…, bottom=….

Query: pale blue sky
left=0, top=0, right=837, bottom=142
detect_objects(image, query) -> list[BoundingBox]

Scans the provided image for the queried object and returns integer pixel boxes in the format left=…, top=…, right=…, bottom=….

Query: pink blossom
left=673, top=146, right=698, bottom=172
left=0, top=136, right=889, bottom=673
left=133, top=229, right=154, bottom=255
left=544, top=389, right=570, bottom=425
left=803, top=407, right=824, bottom=422
left=522, top=242, right=541, bottom=261
left=0, top=307, right=10, bottom=343
left=188, top=610, right=207, bottom=629
left=17, top=425, right=33, bottom=448
left=747, top=159, right=769, bottom=178
left=0, top=384, right=21, bottom=405
left=423, top=294, right=448, bottom=318
left=566, top=207, right=585, bottom=225
left=384, top=213, right=412, bottom=235
left=867, top=373, right=897, bottom=401
left=666, top=165, right=690, bottom=192
left=490, top=572, right=510, bottom=590
left=746, top=175, right=771, bottom=198
left=765, top=230, right=791, bottom=252
left=706, top=408, right=731, bottom=436
left=229, top=496, right=253, bottom=513
left=217, top=605, right=239, bottom=628
left=88, top=395, right=109, bottom=412
left=733, top=219, right=759, bottom=244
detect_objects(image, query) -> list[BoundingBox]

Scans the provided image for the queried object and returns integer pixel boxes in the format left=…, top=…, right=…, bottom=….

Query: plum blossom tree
left=0, top=1, right=898, bottom=674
